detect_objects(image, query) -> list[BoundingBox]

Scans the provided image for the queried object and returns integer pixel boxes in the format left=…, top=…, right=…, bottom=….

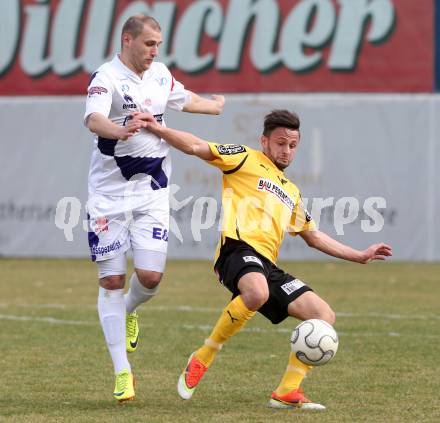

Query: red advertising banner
left=0, top=0, right=434, bottom=95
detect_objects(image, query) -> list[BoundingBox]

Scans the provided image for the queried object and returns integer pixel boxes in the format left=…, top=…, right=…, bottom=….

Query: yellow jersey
left=206, top=143, right=316, bottom=264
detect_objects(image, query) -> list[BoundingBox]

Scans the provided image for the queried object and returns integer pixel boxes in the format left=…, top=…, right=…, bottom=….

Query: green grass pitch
left=0, top=259, right=439, bottom=423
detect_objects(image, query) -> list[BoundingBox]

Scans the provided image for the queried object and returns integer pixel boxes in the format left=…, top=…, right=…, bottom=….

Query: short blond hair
left=121, top=15, right=161, bottom=41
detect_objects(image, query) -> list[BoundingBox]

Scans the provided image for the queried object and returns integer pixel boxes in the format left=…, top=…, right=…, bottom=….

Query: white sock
left=124, top=273, right=159, bottom=313
left=98, top=287, right=131, bottom=374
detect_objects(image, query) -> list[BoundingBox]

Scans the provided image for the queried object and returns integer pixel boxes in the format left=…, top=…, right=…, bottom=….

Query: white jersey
left=84, top=55, right=190, bottom=197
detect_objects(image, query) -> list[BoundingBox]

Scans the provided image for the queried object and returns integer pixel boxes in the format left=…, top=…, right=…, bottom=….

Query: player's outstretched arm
left=86, top=112, right=144, bottom=141
left=299, top=229, right=392, bottom=264
left=134, top=112, right=215, bottom=161
left=182, top=92, right=225, bottom=115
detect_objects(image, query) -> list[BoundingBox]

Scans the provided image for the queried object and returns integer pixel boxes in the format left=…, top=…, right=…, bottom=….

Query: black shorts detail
left=214, top=238, right=313, bottom=324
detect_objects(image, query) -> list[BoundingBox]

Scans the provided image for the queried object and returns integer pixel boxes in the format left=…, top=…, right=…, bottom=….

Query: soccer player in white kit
left=84, top=15, right=225, bottom=402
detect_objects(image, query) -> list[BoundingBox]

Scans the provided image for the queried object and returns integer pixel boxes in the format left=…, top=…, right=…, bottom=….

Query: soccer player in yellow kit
left=135, top=109, right=392, bottom=410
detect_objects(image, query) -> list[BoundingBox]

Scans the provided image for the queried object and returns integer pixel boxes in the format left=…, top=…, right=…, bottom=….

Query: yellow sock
left=275, top=352, right=313, bottom=396
left=195, top=296, right=255, bottom=367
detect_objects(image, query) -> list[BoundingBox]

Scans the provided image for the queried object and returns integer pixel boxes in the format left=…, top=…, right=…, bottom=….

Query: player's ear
left=121, top=32, right=132, bottom=48
left=260, top=135, right=268, bottom=149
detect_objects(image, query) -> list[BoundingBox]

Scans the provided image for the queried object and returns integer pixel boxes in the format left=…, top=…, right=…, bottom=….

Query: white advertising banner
left=0, top=94, right=438, bottom=261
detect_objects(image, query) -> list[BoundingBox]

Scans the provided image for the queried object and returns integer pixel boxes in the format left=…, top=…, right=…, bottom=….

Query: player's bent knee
left=235, top=271, right=269, bottom=310
left=238, top=271, right=269, bottom=310
left=319, top=307, right=336, bottom=325
left=240, top=285, right=269, bottom=311
left=99, top=274, right=125, bottom=290
left=288, top=291, right=336, bottom=324
left=310, top=302, right=335, bottom=325
left=135, top=268, right=163, bottom=289
left=253, top=291, right=269, bottom=309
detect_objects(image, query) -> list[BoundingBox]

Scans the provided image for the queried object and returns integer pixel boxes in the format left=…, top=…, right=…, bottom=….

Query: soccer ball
left=291, top=319, right=339, bottom=366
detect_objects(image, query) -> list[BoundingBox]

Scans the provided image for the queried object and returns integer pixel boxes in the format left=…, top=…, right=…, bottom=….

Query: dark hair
left=121, top=15, right=161, bottom=40
left=263, top=109, right=300, bottom=136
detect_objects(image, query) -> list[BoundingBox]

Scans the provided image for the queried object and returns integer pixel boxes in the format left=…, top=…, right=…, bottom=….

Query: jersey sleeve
left=288, top=197, right=316, bottom=236
left=166, top=75, right=191, bottom=111
left=84, top=70, right=114, bottom=125
left=205, top=143, right=250, bottom=172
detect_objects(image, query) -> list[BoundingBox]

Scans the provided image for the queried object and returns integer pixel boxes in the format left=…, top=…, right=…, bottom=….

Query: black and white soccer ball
left=291, top=319, right=339, bottom=366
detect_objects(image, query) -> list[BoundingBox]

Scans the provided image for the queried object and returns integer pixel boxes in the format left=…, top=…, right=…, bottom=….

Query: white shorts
left=87, top=190, right=169, bottom=264
left=96, top=249, right=167, bottom=278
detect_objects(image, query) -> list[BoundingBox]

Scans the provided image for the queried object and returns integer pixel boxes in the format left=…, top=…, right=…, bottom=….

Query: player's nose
left=282, top=145, right=290, bottom=155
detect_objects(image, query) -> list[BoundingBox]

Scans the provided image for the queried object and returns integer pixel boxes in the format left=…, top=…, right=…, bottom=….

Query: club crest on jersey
left=257, top=178, right=295, bottom=212
left=121, top=84, right=130, bottom=92
left=88, top=86, right=107, bottom=96
left=216, top=144, right=246, bottom=155
left=156, top=77, right=168, bottom=86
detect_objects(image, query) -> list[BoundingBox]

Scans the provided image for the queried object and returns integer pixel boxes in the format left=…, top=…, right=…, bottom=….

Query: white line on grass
left=1, top=303, right=440, bottom=321
left=1, top=314, right=439, bottom=338
left=181, top=324, right=440, bottom=338
left=336, top=312, right=440, bottom=321
left=0, top=303, right=440, bottom=320
left=0, top=314, right=94, bottom=326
